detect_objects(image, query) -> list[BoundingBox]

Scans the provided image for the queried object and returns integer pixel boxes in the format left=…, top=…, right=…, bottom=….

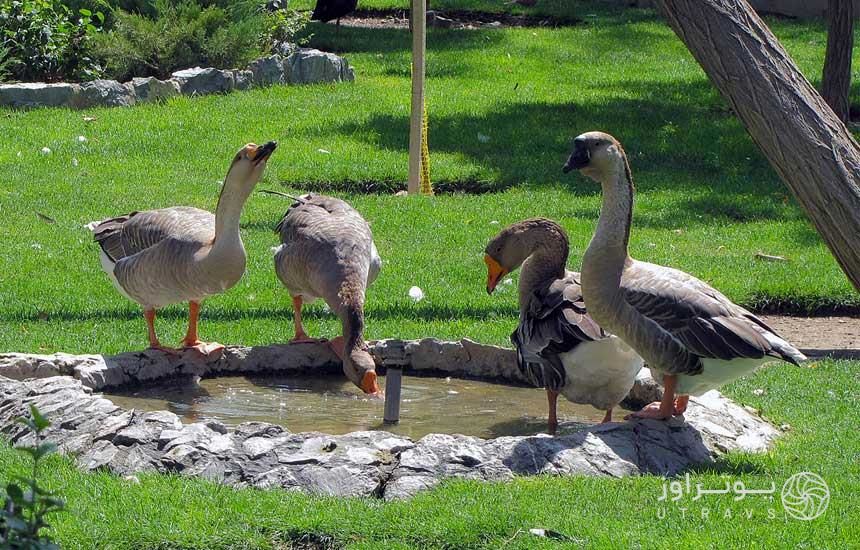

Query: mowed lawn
left=0, top=5, right=858, bottom=354
left=0, top=2, right=859, bottom=548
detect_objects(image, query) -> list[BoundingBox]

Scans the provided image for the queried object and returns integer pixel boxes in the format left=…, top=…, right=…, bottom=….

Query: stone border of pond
left=0, top=340, right=780, bottom=499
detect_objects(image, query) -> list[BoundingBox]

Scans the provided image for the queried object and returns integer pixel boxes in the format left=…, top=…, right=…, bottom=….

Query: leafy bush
left=93, top=1, right=270, bottom=81
left=263, top=7, right=313, bottom=54
left=92, top=0, right=312, bottom=81
left=0, top=0, right=104, bottom=82
left=0, top=405, right=65, bottom=549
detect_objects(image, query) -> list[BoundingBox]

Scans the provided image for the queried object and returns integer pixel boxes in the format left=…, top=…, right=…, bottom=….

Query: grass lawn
left=0, top=2, right=858, bottom=548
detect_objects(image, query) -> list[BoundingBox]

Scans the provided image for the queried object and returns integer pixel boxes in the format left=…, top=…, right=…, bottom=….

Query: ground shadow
left=1, top=301, right=519, bottom=324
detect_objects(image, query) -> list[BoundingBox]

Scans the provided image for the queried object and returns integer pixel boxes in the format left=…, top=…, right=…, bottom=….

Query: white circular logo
left=781, top=472, right=830, bottom=521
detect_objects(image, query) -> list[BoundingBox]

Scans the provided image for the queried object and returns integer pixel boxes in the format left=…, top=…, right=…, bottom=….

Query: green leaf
left=79, top=8, right=91, bottom=17
left=5, top=483, right=23, bottom=503
left=22, top=443, right=55, bottom=461
left=15, top=417, right=37, bottom=433
left=29, top=405, right=50, bottom=432
left=3, top=515, right=27, bottom=532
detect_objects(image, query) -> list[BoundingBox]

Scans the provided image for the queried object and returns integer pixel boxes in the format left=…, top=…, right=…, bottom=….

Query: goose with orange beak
left=484, top=219, right=643, bottom=433
left=90, top=141, right=277, bottom=355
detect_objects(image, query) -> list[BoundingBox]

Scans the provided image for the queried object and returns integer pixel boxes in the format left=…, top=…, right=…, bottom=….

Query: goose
left=272, top=193, right=382, bottom=396
left=90, top=141, right=277, bottom=355
left=563, top=131, right=806, bottom=420
left=311, top=0, right=358, bottom=28
left=485, top=218, right=644, bottom=433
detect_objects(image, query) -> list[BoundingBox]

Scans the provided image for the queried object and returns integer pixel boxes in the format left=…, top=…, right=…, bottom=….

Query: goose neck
left=212, top=174, right=253, bottom=252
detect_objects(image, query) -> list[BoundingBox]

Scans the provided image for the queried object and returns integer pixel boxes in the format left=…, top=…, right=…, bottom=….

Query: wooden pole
left=407, top=0, right=427, bottom=195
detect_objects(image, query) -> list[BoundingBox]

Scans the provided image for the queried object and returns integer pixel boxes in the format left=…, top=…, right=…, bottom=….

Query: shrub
left=0, top=405, right=66, bottom=549
left=93, top=1, right=270, bottom=81
left=92, top=1, right=312, bottom=82
left=0, top=0, right=104, bottom=82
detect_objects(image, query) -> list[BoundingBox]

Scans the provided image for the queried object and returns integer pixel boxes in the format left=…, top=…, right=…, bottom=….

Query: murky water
left=105, top=374, right=605, bottom=439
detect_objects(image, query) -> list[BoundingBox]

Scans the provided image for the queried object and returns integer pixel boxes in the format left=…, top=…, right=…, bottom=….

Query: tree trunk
left=651, top=0, right=860, bottom=293
left=822, top=0, right=854, bottom=122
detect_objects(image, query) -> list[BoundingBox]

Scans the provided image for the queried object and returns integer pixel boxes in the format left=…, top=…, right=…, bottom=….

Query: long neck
left=211, top=173, right=253, bottom=253
left=590, top=159, right=634, bottom=257
left=581, top=155, right=635, bottom=326
left=518, top=228, right=568, bottom=308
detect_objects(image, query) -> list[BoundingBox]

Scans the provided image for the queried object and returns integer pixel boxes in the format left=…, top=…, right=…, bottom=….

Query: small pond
left=105, top=374, right=605, bottom=439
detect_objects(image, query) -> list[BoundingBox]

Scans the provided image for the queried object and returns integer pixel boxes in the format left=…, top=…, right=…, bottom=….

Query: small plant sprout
left=0, top=404, right=66, bottom=549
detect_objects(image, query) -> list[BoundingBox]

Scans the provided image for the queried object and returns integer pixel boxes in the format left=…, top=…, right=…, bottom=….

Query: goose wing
left=93, top=206, right=215, bottom=263
left=274, top=193, right=379, bottom=302
left=512, top=271, right=606, bottom=389
left=622, top=262, right=805, bottom=367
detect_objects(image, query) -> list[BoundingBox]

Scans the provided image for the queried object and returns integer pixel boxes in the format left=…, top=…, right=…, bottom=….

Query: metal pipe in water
left=383, top=367, right=403, bottom=424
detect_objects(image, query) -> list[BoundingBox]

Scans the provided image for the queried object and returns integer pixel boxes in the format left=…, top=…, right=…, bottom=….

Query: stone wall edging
left=0, top=48, right=355, bottom=110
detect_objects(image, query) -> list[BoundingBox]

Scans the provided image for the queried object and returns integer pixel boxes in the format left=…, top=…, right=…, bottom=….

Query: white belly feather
left=99, top=249, right=135, bottom=303
left=677, top=356, right=773, bottom=396
left=557, top=336, right=644, bottom=411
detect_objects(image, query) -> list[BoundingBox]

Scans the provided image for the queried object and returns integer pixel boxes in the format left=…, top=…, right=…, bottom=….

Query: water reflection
left=106, top=374, right=604, bottom=439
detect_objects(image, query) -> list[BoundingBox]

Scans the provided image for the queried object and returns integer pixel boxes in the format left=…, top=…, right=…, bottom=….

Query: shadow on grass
left=5, top=302, right=520, bottom=323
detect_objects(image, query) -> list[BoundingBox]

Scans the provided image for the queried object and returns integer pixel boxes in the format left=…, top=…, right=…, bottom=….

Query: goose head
left=223, top=141, right=278, bottom=191
left=562, top=131, right=625, bottom=181
left=343, top=349, right=381, bottom=396
left=484, top=218, right=563, bottom=294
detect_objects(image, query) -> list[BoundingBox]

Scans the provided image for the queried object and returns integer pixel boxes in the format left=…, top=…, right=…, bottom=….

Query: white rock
left=77, top=135, right=87, bottom=143
left=40, top=147, right=52, bottom=155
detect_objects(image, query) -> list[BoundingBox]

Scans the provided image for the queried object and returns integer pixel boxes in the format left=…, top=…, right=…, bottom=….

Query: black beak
left=562, top=141, right=590, bottom=173
left=254, top=141, right=278, bottom=165
left=562, top=149, right=589, bottom=173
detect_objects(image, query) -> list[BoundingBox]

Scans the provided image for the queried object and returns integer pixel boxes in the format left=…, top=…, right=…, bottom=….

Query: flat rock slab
left=0, top=341, right=780, bottom=499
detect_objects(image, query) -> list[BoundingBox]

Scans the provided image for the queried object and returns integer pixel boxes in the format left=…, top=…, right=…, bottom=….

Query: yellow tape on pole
left=420, top=100, right=433, bottom=195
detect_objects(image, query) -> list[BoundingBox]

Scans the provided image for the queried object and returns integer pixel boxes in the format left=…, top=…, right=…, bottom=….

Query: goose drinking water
left=485, top=218, right=643, bottom=432
left=91, top=141, right=277, bottom=355
left=563, top=131, right=806, bottom=420
left=273, top=193, right=382, bottom=396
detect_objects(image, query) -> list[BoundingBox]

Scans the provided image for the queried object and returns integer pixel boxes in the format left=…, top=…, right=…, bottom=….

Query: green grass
left=1, top=358, right=857, bottom=549
left=0, top=5, right=857, bottom=354
left=0, top=4, right=859, bottom=547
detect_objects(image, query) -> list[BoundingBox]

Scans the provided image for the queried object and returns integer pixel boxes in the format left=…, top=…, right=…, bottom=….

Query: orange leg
left=144, top=308, right=179, bottom=354
left=290, top=296, right=325, bottom=344
left=674, top=394, right=690, bottom=415
left=547, top=389, right=559, bottom=435
left=627, top=374, right=677, bottom=420
left=144, top=308, right=161, bottom=348
left=180, top=301, right=224, bottom=356
left=328, top=335, right=345, bottom=359
left=602, top=409, right=613, bottom=424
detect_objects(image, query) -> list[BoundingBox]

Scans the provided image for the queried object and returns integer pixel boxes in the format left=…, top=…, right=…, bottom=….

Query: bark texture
left=653, top=0, right=860, bottom=292
left=822, top=0, right=854, bottom=122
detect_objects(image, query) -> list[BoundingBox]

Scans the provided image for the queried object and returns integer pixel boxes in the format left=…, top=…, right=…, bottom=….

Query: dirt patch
left=339, top=8, right=580, bottom=30
left=760, top=315, right=860, bottom=358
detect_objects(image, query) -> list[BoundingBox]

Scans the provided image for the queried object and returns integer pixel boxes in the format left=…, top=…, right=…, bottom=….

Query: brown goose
left=485, top=219, right=643, bottom=432
left=90, top=141, right=277, bottom=355
left=563, top=131, right=806, bottom=419
left=273, top=193, right=382, bottom=395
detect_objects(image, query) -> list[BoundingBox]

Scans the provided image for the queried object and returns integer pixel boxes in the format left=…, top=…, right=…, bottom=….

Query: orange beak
left=360, top=370, right=382, bottom=396
left=484, top=254, right=508, bottom=294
